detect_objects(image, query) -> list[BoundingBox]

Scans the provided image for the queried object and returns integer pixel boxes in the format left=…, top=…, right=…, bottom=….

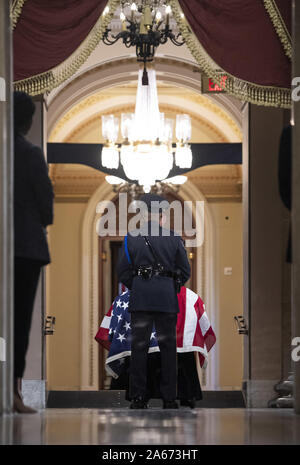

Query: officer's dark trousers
left=130, top=311, right=177, bottom=401
left=14, top=257, right=42, bottom=378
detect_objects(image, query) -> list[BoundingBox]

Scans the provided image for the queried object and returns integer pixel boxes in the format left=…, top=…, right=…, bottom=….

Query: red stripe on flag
left=94, top=304, right=113, bottom=349
left=176, top=287, right=187, bottom=348
left=95, top=329, right=110, bottom=350
left=106, top=305, right=113, bottom=317
left=192, top=297, right=205, bottom=348
left=198, top=353, right=206, bottom=368
left=204, top=326, right=216, bottom=352
left=195, top=295, right=205, bottom=318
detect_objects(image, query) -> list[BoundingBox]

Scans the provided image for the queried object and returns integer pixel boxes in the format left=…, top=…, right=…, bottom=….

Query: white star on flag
left=150, top=332, right=156, bottom=340
left=122, top=301, right=129, bottom=310
left=124, top=321, right=131, bottom=331
left=116, top=299, right=122, bottom=308
left=117, top=333, right=126, bottom=343
left=117, top=314, right=122, bottom=323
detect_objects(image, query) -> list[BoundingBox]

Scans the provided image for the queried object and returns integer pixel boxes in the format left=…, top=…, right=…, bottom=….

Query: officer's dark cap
left=139, top=193, right=170, bottom=213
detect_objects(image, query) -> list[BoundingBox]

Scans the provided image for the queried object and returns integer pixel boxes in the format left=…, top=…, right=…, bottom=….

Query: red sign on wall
left=202, top=75, right=228, bottom=93
left=208, top=76, right=228, bottom=92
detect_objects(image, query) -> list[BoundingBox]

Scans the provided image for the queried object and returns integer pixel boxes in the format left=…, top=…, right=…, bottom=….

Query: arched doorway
left=47, top=56, right=242, bottom=144
left=80, top=180, right=217, bottom=391
left=97, top=190, right=199, bottom=389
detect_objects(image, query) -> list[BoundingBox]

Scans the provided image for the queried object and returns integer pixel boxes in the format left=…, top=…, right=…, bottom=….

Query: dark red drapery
left=178, top=0, right=291, bottom=89
left=14, top=0, right=108, bottom=82
left=14, top=0, right=291, bottom=104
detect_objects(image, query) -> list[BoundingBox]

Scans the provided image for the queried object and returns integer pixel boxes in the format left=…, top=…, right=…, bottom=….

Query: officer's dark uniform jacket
left=117, top=221, right=191, bottom=313
left=14, top=133, right=54, bottom=265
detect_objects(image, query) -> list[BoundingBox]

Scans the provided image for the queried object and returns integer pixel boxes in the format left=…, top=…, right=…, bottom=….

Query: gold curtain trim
left=170, top=0, right=291, bottom=108
left=10, top=0, right=27, bottom=29
left=263, top=0, right=292, bottom=60
left=13, top=0, right=119, bottom=96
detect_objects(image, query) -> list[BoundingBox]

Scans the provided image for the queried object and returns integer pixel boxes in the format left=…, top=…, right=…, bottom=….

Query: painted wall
left=244, top=105, right=289, bottom=407
left=46, top=201, right=87, bottom=390
left=210, top=202, right=243, bottom=389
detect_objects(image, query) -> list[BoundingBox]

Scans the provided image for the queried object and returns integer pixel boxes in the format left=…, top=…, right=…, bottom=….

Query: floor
left=1, top=408, right=300, bottom=445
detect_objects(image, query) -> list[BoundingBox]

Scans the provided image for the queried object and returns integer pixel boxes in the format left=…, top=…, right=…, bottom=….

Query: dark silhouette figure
left=13, top=91, right=54, bottom=413
left=117, top=194, right=191, bottom=409
left=278, top=124, right=292, bottom=263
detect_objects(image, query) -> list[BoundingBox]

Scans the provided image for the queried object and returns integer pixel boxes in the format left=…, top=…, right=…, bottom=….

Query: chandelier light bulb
left=101, top=69, right=192, bottom=188
left=103, top=6, right=109, bottom=15
left=101, top=146, right=119, bottom=170
left=175, top=144, right=192, bottom=169
left=120, top=144, right=134, bottom=173
left=105, top=176, right=125, bottom=185
left=120, top=11, right=126, bottom=21
left=176, top=114, right=191, bottom=143
left=156, top=11, right=162, bottom=22
left=102, top=115, right=119, bottom=144
left=163, top=176, right=188, bottom=185
left=163, top=118, right=174, bottom=144
left=131, top=2, right=137, bottom=11
left=165, top=5, right=172, bottom=15
left=121, top=113, right=134, bottom=141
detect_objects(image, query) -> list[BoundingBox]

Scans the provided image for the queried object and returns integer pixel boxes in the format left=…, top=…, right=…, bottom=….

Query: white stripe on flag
left=101, top=316, right=111, bottom=329
left=199, top=311, right=210, bottom=336
left=183, top=289, right=198, bottom=347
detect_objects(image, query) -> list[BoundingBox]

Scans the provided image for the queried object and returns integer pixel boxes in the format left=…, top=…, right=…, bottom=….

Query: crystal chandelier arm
left=123, top=19, right=139, bottom=46
left=102, top=29, right=128, bottom=45
left=124, top=39, right=133, bottom=48
left=160, top=26, right=185, bottom=46
left=128, top=19, right=138, bottom=31
left=169, top=32, right=185, bottom=46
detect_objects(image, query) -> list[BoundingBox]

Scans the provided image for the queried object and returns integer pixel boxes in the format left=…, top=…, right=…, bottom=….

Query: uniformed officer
left=117, top=193, right=191, bottom=409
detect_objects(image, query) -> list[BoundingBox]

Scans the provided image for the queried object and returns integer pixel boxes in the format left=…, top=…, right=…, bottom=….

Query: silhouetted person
left=278, top=124, right=292, bottom=263
left=117, top=194, right=191, bottom=409
left=13, top=91, right=54, bottom=413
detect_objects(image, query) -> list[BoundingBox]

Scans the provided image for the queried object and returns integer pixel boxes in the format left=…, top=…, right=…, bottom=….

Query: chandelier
left=105, top=176, right=188, bottom=199
left=102, top=1, right=185, bottom=84
left=101, top=67, right=192, bottom=192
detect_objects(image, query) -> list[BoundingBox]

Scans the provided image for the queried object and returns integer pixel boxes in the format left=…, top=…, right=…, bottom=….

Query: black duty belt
left=134, top=266, right=175, bottom=279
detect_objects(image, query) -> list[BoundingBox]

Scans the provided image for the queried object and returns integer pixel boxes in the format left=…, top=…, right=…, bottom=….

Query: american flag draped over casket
left=95, top=287, right=216, bottom=378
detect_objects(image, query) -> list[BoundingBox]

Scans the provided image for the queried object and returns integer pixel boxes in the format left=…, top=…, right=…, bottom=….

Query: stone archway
left=47, top=56, right=242, bottom=143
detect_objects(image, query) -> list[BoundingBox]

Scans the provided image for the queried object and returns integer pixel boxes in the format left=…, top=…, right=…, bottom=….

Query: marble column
left=243, top=104, right=289, bottom=407
left=292, top=0, right=300, bottom=415
left=0, top=1, right=13, bottom=415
